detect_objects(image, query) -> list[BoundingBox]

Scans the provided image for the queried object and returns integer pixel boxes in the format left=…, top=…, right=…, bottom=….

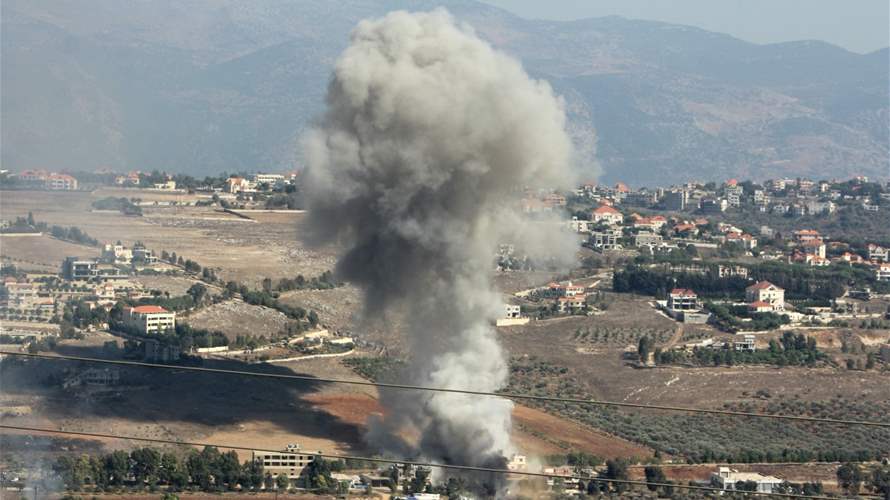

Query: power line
left=4, top=350, right=889, bottom=428
left=0, top=424, right=841, bottom=500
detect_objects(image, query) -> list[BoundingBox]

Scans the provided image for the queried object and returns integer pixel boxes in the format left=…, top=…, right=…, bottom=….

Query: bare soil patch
left=184, top=300, right=293, bottom=340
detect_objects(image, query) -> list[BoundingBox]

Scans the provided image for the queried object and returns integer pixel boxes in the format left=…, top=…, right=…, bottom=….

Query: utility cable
left=2, top=351, right=889, bottom=428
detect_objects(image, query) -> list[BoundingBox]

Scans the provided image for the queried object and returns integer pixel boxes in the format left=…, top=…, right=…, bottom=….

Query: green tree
left=276, top=473, right=290, bottom=491
left=837, top=463, right=862, bottom=495
left=643, top=465, right=666, bottom=492
left=105, top=450, right=130, bottom=486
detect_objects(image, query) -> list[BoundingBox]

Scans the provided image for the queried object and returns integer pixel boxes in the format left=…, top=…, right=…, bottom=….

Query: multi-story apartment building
left=62, top=257, right=99, bottom=280
left=252, top=445, right=317, bottom=480
left=124, top=305, right=176, bottom=334
left=662, top=190, right=687, bottom=211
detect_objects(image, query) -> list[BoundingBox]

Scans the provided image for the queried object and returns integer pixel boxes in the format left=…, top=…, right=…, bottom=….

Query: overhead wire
left=0, top=424, right=844, bottom=500
left=2, top=350, right=888, bottom=428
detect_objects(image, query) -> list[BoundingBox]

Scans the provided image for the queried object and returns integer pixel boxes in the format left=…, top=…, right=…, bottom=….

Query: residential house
left=868, top=244, right=889, bottom=262
left=123, top=305, right=176, bottom=334
left=801, top=239, right=826, bottom=259
left=101, top=243, right=133, bottom=264
left=589, top=230, right=622, bottom=250
left=226, top=176, right=255, bottom=194
left=634, top=232, right=663, bottom=248
left=62, top=257, right=99, bottom=280
left=733, top=335, right=756, bottom=352
left=793, top=229, right=821, bottom=244
left=633, top=215, right=667, bottom=231
left=667, top=288, right=698, bottom=311
left=745, top=281, right=785, bottom=311
left=504, top=304, right=521, bottom=319
left=564, top=283, right=586, bottom=297
left=725, top=232, right=758, bottom=250
left=672, top=223, right=699, bottom=237
left=711, top=467, right=783, bottom=494
left=542, top=192, right=567, bottom=209
left=132, top=243, right=158, bottom=264
left=567, top=217, right=594, bottom=234
left=748, top=301, right=775, bottom=313
left=591, top=205, right=623, bottom=225
left=557, top=294, right=587, bottom=313
left=254, top=173, right=286, bottom=187
left=877, top=264, right=890, bottom=282
left=835, top=252, right=865, bottom=265
left=45, top=173, right=78, bottom=190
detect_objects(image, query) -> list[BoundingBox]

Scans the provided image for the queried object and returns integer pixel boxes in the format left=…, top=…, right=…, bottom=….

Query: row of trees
left=613, top=260, right=875, bottom=301
left=53, top=446, right=280, bottom=492
left=654, top=332, right=827, bottom=367
left=706, top=302, right=791, bottom=332
left=224, top=280, right=318, bottom=326
left=91, top=197, right=143, bottom=216
left=262, top=270, right=339, bottom=293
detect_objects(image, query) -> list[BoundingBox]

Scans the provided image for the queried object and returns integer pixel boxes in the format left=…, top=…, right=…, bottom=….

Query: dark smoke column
left=303, top=9, right=573, bottom=469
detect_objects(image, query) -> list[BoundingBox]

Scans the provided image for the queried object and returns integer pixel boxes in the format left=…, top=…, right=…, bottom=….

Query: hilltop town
left=1, top=169, right=889, bottom=498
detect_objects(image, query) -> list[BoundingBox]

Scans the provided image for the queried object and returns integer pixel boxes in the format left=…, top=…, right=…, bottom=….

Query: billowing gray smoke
left=303, top=9, right=574, bottom=472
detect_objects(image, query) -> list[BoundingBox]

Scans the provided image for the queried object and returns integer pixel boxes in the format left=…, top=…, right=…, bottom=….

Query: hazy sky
left=479, top=0, right=889, bottom=54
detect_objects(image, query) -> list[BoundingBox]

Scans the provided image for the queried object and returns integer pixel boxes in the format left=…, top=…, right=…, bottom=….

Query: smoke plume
left=303, top=9, right=573, bottom=473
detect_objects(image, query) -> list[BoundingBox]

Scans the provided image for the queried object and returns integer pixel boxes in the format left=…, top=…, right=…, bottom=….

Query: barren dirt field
left=184, top=300, right=294, bottom=340
left=0, top=234, right=99, bottom=272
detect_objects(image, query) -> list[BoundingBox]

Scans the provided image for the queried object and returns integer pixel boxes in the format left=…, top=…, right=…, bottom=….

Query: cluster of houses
left=660, top=280, right=786, bottom=326
left=225, top=172, right=299, bottom=194
left=1, top=241, right=176, bottom=329
left=13, top=170, right=79, bottom=190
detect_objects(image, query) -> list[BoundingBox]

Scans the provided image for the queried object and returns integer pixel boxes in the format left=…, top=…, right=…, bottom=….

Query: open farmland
left=0, top=190, right=337, bottom=289
left=498, top=295, right=890, bottom=462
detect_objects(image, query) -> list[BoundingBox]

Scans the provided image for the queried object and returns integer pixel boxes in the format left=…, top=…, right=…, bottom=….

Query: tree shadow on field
left=1, top=344, right=371, bottom=454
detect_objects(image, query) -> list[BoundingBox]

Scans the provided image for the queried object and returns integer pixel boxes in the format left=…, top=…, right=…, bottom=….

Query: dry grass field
left=184, top=300, right=293, bottom=341
left=1, top=190, right=336, bottom=288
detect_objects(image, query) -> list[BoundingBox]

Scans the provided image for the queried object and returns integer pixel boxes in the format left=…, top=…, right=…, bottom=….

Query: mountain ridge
left=2, top=0, right=887, bottom=185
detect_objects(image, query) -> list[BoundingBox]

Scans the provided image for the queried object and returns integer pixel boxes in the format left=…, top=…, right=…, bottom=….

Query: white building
left=123, top=305, right=176, bottom=334
left=667, top=288, right=698, bottom=311
left=745, top=281, right=785, bottom=311
left=504, top=304, right=521, bottom=319
left=733, top=335, right=756, bottom=352
left=711, top=467, right=783, bottom=494
left=868, top=244, right=889, bottom=262
left=590, top=205, right=623, bottom=225
left=102, top=243, right=133, bottom=264
left=877, top=264, right=890, bottom=282
left=252, top=444, right=318, bottom=480
left=254, top=173, right=287, bottom=187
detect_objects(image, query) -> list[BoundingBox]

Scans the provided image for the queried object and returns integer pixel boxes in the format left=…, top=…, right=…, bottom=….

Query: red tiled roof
left=130, top=305, right=169, bottom=314
left=592, top=205, right=620, bottom=214
left=670, top=288, right=696, bottom=296
left=746, top=281, right=780, bottom=291
left=748, top=301, right=772, bottom=308
left=801, top=239, right=824, bottom=246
